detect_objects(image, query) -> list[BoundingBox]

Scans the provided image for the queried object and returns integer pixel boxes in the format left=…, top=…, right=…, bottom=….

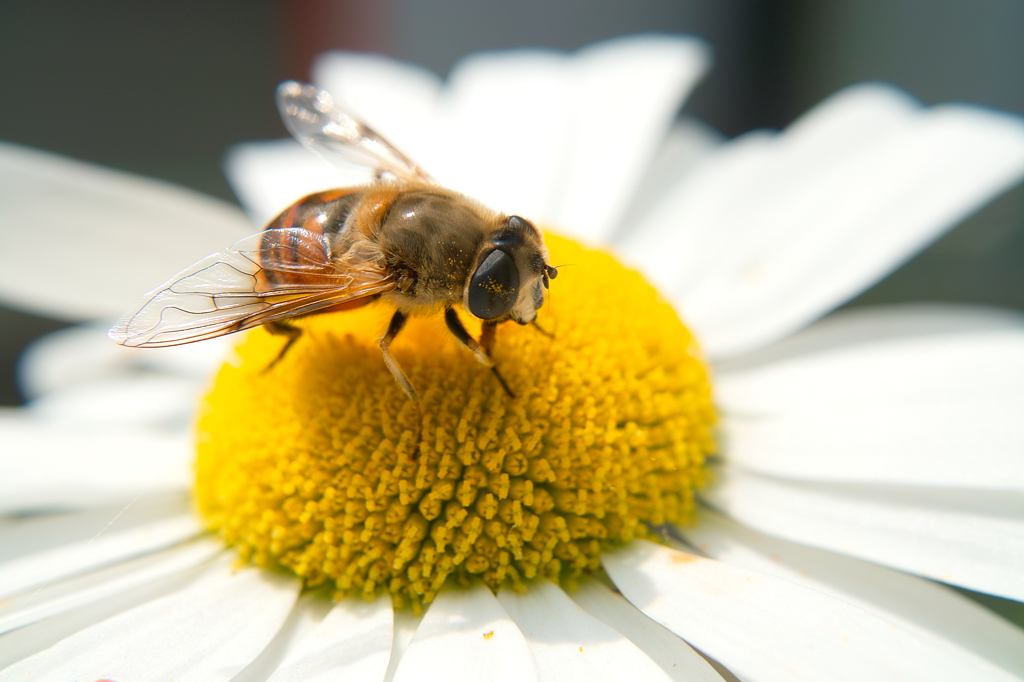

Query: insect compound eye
left=468, top=249, right=520, bottom=319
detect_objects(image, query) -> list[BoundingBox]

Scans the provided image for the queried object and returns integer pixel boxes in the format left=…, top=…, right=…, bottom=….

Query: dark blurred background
left=1, top=0, right=1023, bottom=407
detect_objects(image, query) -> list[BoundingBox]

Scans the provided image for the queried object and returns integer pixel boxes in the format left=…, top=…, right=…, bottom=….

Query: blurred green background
left=1, top=0, right=1022, bottom=408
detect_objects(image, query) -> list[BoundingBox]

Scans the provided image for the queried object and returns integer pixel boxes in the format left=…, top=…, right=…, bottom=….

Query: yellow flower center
left=195, top=232, right=715, bottom=610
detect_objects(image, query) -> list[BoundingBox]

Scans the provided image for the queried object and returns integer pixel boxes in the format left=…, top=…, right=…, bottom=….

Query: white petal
left=722, top=398, right=1023, bottom=490
left=229, top=590, right=333, bottom=682
left=715, top=328, right=1024, bottom=491
left=0, top=557, right=300, bottom=682
left=429, top=48, right=574, bottom=223
left=0, top=142, right=252, bottom=320
left=17, top=324, right=126, bottom=400
left=263, top=593, right=393, bottom=682
left=678, top=510, right=1024, bottom=677
left=383, top=607, right=423, bottom=682
left=715, top=302, right=1024, bottom=371
left=603, top=539, right=1018, bottom=682
left=497, top=579, right=672, bottom=682
left=233, top=593, right=334, bottom=681
left=0, top=538, right=221, bottom=634
left=620, top=84, right=918, bottom=308
left=552, top=35, right=710, bottom=244
left=0, top=549, right=211, bottom=669
left=648, top=84, right=1024, bottom=359
left=394, top=585, right=534, bottom=682
left=702, top=466, right=1024, bottom=601
left=615, top=130, right=776, bottom=298
left=0, top=513, right=202, bottom=600
left=19, top=323, right=232, bottom=400
left=0, top=495, right=188, bottom=562
left=25, top=375, right=204, bottom=430
left=570, top=576, right=724, bottom=682
left=313, top=50, right=442, bottom=166
left=0, top=414, right=192, bottom=513
left=615, top=116, right=724, bottom=248
left=716, top=320, right=1024, bottom=412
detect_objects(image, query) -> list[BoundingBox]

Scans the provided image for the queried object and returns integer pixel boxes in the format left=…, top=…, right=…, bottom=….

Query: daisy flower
left=2, top=34, right=1024, bottom=681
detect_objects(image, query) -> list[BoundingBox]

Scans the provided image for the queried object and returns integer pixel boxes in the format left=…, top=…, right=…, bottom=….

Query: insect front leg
left=479, top=320, right=499, bottom=355
left=445, top=309, right=514, bottom=398
left=379, top=311, right=418, bottom=402
left=530, top=320, right=553, bottom=338
left=263, top=320, right=303, bottom=371
left=444, top=308, right=493, bottom=367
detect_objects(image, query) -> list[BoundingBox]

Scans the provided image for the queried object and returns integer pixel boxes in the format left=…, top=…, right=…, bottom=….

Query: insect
left=109, top=81, right=558, bottom=401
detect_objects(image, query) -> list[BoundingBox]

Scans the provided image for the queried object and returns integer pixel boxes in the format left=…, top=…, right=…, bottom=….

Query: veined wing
left=109, top=228, right=396, bottom=348
left=276, top=80, right=433, bottom=184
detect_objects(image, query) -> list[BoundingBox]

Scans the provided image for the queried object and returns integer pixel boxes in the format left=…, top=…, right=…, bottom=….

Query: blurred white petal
left=603, top=540, right=1017, bottom=682
left=394, top=584, right=534, bottom=682
left=551, top=35, right=709, bottom=244
left=619, top=84, right=1024, bottom=359
left=0, top=498, right=187, bottom=563
left=25, top=375, right=204, bottom=429
left=0, top=557, right=300, bottom=682
left=722, top=396, right=1023, bottom=489
left=618, top=84, right=919, bottom=304
left=715, top=326, right=1024, bottom=491
left=0, top=512, right=201, bottom=601
left=687, top=101, right=1024, bottom=358
left=615, top=116, right=724, bottom=242
left=0, top=550, right=210, bottom=669
left=703, top=466, right=1024, bottom=601
left=570, top=576, right=724, bottom=682
left=0, top=415, right=192, bottom=513
left=615, top=129, right=775, bottom=298
left=430, top=48, right=573, bottom=222
left=678, top=510, right=1024, bottom=677
left=717, top=321, right=1024, bottom=413
left=0, top=539, right=221, bottom=634
left=18, top=323, right=232, bottom=400
left=714, top=302, right=1024, bottom=371
left=497, top=579, right=672, bottom=682
left=0, top=142, right=251, bottom=320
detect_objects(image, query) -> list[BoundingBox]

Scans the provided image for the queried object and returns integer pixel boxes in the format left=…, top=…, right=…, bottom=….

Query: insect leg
left=449, top=312, right=514, bottom=399
left=531, top=320, right=554, bottom=338
left=444, top=307, right=492, bottom=367
left=479, top=320, right=498, bottom=355
left=263, top=320, right=303, bottom=371
left=379, top=311, right=418, bottom=402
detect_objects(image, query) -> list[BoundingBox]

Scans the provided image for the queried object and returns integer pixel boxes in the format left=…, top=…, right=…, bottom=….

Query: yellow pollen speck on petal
left=194, top=232, right=716, bottom=609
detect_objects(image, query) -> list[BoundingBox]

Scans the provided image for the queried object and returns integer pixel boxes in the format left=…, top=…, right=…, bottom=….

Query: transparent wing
left=276, top=80, right=433, bottom=184
left=109, top=228, right=396, bottom=348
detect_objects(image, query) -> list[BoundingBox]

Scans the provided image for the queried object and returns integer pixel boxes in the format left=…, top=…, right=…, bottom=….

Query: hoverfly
left=109, top=81, right=557, bottom=401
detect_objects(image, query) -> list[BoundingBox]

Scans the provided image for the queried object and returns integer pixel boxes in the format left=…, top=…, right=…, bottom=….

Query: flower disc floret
left=195, top=233, right=716, bottom=609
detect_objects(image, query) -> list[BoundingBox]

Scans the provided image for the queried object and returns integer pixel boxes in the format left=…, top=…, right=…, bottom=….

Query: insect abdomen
left=260, top=189, right=365, bottom=287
